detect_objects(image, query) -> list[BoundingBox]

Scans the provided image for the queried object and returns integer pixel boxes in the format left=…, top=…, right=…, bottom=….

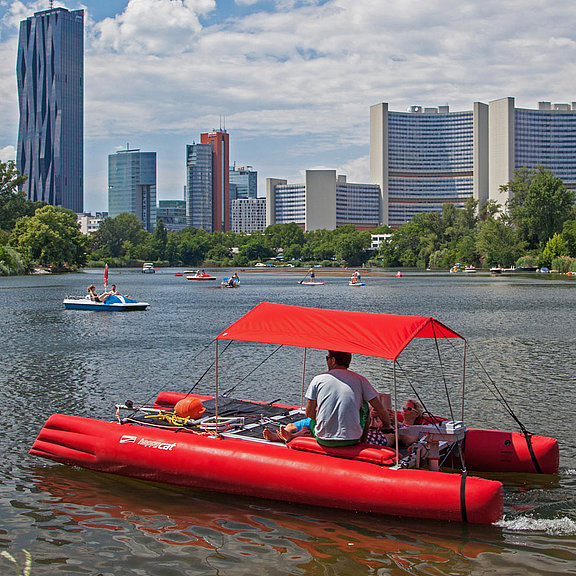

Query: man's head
left=326, top=350, right=351, bottom=368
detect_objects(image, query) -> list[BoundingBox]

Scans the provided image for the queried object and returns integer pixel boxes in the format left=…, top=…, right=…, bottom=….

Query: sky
left=1, top=0, right=576, bottom=212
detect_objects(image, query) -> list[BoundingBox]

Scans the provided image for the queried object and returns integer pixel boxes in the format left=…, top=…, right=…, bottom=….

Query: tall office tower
left=186, top=143, right=213, bottom=231
left=186, top=130, right=230, bottom=232
left=201, top=130, right=230, bottom=232
left=266, top=171, right=380, bottom=231
left=108, top=149, right=157, bottom=232
left=229, top=165, right=257, bottom=200
left=489, top=98, right=576, bottom=205
left=17, top=7, right=84, bottom=213
left=370, top=103, right=488, bottom=227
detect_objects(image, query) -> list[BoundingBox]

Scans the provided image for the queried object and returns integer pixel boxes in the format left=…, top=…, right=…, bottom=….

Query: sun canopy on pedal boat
left=216, top=302, right=464, bottom=361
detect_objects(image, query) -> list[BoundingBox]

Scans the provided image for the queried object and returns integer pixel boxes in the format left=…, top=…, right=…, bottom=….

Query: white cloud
left=92, top=0, right=215, bottom=54
left=3, top=0, right=576, bottom=211
left=0, top=145, right=16, bottom=162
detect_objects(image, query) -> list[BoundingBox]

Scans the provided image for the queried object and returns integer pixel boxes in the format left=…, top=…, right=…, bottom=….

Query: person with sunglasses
left=304, top=351, right=392, bottom=447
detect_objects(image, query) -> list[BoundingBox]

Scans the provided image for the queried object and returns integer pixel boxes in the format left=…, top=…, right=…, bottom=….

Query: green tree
left=151, top=219, right=168, bottom=260
left=476, top=216, right=526, bottom=267
left=239, top=237, right=274, bottom=262
left=0, top=160, right=42, bottom=232
left=265, top=223, right=305, bottom=251
left=10, top=205, right=87, bottom=268
left=506, top=166, right=575, bottom=249
left=561, top=219, right=576, bottom=257
left=541, top=232, right=568, bottom=266
left=91, top=213, right=149, bottom=258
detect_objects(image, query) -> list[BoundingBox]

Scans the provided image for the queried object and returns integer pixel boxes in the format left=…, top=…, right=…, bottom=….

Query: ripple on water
left=498, top=515, right=576, bottom=536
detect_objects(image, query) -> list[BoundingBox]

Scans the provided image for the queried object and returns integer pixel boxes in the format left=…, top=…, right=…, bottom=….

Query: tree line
left=2, top=159, right=576, bottom=275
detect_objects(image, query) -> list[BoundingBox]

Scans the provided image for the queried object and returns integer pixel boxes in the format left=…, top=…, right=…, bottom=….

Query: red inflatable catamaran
left=30, top=302, right=559, bottom=525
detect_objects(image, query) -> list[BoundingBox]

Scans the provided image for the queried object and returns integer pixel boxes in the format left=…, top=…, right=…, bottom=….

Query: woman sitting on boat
left=87, top=285, right=103, bottom=302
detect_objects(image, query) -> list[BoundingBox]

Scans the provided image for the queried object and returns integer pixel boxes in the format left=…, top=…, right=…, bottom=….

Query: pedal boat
left=63, top=295, right=149, bottom=311
left=31, top=302, right=559, bottom=525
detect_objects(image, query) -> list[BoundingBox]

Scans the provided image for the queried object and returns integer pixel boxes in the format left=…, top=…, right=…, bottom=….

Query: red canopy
left=216, top=302, right=464, bottom=361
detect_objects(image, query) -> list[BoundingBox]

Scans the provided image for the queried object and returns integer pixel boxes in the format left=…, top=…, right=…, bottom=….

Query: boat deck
left=128, top=397, right=306, bottom=441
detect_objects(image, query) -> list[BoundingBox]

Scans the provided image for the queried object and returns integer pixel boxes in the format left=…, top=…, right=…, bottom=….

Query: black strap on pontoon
left=460, top=471, right=468, bottom=523
left=468, top=349, right=543, bottom=474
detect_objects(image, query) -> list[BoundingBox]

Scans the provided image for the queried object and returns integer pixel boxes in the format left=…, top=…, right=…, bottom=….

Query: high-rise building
left=186, top=143, right=213, bottom=231
left=186, top=130, right=230, bottom=232
left=490, top=98, right=576, bottom=204
left=266, top=171, right=380, bottom=231
left=108, top=149, right=157, bottom=232
left=231, top=197, right=266, bottom=233
left=16, top=7, right=84, bottom=213
left=371, top=98, right=576, bottom=227
left=370, top=103, right=488, bottom=228
left=229, top=165, right=257, bottom=200
left=157, top=200, right=187, bottom=232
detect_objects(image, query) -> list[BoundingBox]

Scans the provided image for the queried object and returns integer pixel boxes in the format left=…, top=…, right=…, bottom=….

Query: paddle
left=298, top=269, right=310, bottom=284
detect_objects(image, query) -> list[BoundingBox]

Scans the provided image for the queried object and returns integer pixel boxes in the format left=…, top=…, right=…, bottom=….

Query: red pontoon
left=30, top=302, right=559, bottom=525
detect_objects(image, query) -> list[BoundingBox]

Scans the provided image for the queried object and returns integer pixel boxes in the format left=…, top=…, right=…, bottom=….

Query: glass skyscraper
left=186, top=143, right=213, bottom=231
left=186, top=130, right=230, bottom=232
left=16, top=7, right=84, bottom=213
left=108, top=149, right=157, bottom=232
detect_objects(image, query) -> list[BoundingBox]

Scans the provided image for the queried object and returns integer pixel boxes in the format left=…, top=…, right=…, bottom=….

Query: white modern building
left=489, top=98, right=576, bottom=205
left=266, top=170, right=380, bottom=231
left=77, top=212, right=107, bottom=235
left=231, top=197, right=266, bottom=233
left=370, top=102, right=488, bottom=228
left=371, top=98, right=576, bottom=227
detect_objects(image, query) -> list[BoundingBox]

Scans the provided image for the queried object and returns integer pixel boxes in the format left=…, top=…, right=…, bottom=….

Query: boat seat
left=287, top=436, right=397, bottom=466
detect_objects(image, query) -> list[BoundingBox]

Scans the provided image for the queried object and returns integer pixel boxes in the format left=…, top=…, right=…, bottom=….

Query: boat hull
left=63, top=298, right=149, bottom=311
left=30, top=413, right=503, bottom=525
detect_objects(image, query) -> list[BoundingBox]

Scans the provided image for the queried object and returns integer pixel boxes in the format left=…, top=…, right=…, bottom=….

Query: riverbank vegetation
left=2, top=160, right=576, bottom=274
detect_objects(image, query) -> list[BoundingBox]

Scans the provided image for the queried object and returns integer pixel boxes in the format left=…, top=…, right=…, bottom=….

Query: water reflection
left=30, top=467, right=509, bottom=576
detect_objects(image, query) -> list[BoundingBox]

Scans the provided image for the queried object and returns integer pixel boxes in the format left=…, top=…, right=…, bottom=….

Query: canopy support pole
left=461, top=340, right=467, bottom=421
left=393, top=361, right=399, bottom=465
left=300, top=348, right=307, bottom=409
left=215, top=340, right=219, bottom=424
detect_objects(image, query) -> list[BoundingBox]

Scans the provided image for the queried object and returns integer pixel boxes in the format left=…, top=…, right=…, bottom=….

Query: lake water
left=1, top=268, right=575, bottom=575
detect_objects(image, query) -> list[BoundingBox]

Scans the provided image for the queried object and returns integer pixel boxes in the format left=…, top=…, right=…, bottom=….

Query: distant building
left=77, top=212, right=107, bottom=235
left=108, top=149, right=157, bottom=232
left=490, top=98, right=576, bottom=204
left=157, top=200, right=187, bottom=232
left=229, top=165, right=257, bottom=200
left=266, top=170, right=380, bottom=231
left=231, top=197, right=266, bottom=233
left=371, top=98, right=576, bottom=227
left=186, top=130, right=230, bottom=232
left=16, top=7, right=84, bottom=212
left=370, top=102, right=488, bottom=228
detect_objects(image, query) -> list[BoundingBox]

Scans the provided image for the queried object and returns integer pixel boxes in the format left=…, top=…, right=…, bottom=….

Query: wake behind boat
left=31, top=302, right=559, bottom=525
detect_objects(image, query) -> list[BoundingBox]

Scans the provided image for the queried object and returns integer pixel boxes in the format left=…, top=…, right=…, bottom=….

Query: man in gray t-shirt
left=305, top=351, right=391, bottom=446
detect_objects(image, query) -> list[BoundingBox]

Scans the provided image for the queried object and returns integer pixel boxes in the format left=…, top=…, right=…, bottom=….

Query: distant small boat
left=300, top=281, right=325, bottom=285
left=395, top=271, right=402, bottom=277
left=63, top=295, right=149, bottom=311
left=174, top=273, right=183, bottom=277
left=187, top=274, right=217, bottom=281
left=349, top=282, right=365, bottom=286
left=142, top=263, right=155, bottom=274
left=490, top=267, right=502, bottom=275
left=221, top=277, right=240, bottom=288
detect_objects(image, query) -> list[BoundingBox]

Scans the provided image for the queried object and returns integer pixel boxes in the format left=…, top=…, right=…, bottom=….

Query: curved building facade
left=371, top=103, right=488, bottom=227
